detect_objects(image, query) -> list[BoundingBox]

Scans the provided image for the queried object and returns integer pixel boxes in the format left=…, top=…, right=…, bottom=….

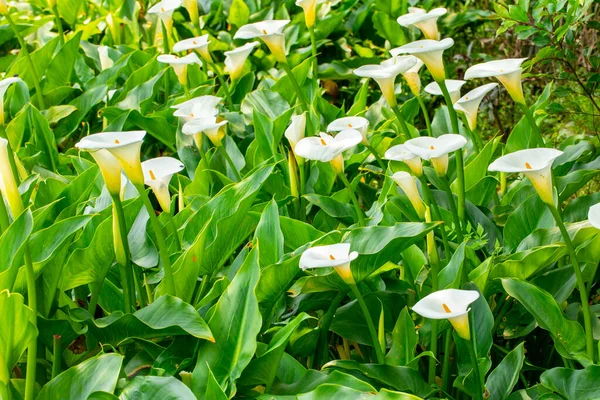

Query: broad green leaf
left=0, top=209, right=33, bottom=291
left=540, top=365, right=600, bottom=400
left=269, top=369, right=375, bottom=395
left=119, top=376, right=196, bottom=400
left=485, top=342, right=525, bottom=400
left=0, top=290, right=37, bottom=370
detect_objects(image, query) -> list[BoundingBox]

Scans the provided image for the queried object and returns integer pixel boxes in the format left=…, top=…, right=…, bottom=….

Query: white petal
left=464, top=58, right=527, bottom=79
left=488, top=148, right=563, bottom=173
left=589, top=203, right=600, bottom=230
left=173, top=35, right=210, bottom=52
left=390, top=38, right=454, bottom=56
left=142, top=156, right=184, bottom=186
left=234, top=20, right=290, bottom=39
left=412, top=289, right=479, bottom=319
left=76, top=131, right=146, bottom=151
left=299, top=243, right=358, bottom=269
left=404, top=134, right=466, bottom=160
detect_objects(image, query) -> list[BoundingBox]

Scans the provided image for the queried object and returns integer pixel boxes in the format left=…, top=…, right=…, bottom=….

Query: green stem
left=206, top=57, right=233, bottom=109
left=315, top=289, right=348, bottom=368
left=161, top=21, right=171, bottom=102
left=219, top=144, right=242, bottom=181
left=134, top=183, right=177, bottom=297
left=281, top=62, right=308, bottom=111
left=6, top=14, right=45, bottom=109
left=365, top=143, right=386, bottom=169
left=440, top=176, right=463, bottom=242
left=548, top=204, right=594, bottom=361
left=309, top=26, right=318, bottom=79
left=416, top=94, right=433, bottom=137
left=51, top=5, right=65, bottom=43
left=348, top=283, right=385, bottom=364
left=441, top=329, right=453, bottom=393
left=52, top=335, right=61, bottom=379
left=467, top=312, right=484, bottom=400
left=392, top=105, right=415, bottom=139
left=338, top=172, right=365, bottom=226
left=111, top=194, right=136, bottom=312
left=518, top=102, right=543, bottom=145
left=0, top=128, right=21, bottom=187
left=23, top=245, right=37, bottom=400
left=419, top=176, right=451, bottom=259
left=298, top=159, right=306, bottom=222
left=428, top=240, right=440, bottom=384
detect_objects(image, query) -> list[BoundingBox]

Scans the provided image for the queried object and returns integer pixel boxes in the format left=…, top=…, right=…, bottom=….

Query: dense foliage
left=0, top=0, right=599, bottom=399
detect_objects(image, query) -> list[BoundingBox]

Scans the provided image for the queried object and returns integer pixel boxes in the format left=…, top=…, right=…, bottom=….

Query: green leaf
left=119, top=376, right=196, bottom=399
left=37, top=353, right=123, bottom=400
left=485, top=342, right=525, bottom=400
left=540, top=365, right=600, bottom=400
left=192, top=248, right=262, bottom=398
left=228, top=0, right=250, bottom=27
left=0, top=210, right=33, bottom=291
left=0, top=290, right=37, bottom=370
left=385, top=307, right=417, bottom=367
left=254, top=199, right=284, bottom=267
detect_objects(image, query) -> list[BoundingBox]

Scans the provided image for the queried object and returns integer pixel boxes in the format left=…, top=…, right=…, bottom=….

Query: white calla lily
left=147, top=0, right=182, bottom=35
left=454, top=83, right=498, bottom=130
left=182, top=117, right=228, bottom=147
left=299, top=243, right=358, bottom=284
left=488, top=148, right=563, bottom=205
left=404, top=134, right=467, bottom=176
left=173, top=35, right=211, bottom=60
left=424, top=79, right=466, bottom=104
left=402, top=57, right=424, bottom=95
left=296, top=0, right=317, bottom=28
left=397, top=7, right=447, bottom=40
left=234, top=20, right=290, bottom=63
left=391, top=171, right=425, bottom=219
left=172, top=95, right=221, bottom=122
left=588, top=203, right=600, bottom=230
left=224, top=42, right=260, bottom=81
left=0, top=137, right=22, bottom=215
left=384, top=144, right=423, bottom=177
left=157, top=53, right=202, bottom=85
left=412, top=289, right=480, bottom=340
left=391, top=38, right=454, bottom=82
left=0, top=77, right=22, bottom=126
left=285, top=113, right=306, bottom=152
left=327, top=116, right=369, bottom=144
left=354, top=56, right=417, bottom=107
left=464, top=58, right=527, bottom=105
left=76, top=131, right=146, bottom=186
left=97, top=46, right=114, bottom=71
left=142, top=157, right=184, bottom=212
left=294, top=129, right=362, bottom=173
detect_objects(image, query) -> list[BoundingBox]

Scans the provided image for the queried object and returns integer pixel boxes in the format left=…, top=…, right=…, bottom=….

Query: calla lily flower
left=488, top=148, right=563, bottom=205
left=402, top=57, right=424, bottom=96
left=157, top=53, right=202, bottom=86
left=296, top=0, right=317, bottom=28
left=354, top=56, right=417, bottom=107
left=294, top=129, right=362, bottom=173
left=98, top=46, right=114, bottom=71
left=183, top=117, right=228, bottom=147
left=397, top=7, right=447, bottom=40
left=391, top=38, right=454, bottom=82
left=0, top=77, right=22, bottom=126
left=172, top=95, right=221, bottom=122
left=384, top=144, right=423, bottom=177
left=454, top=83, right=498, bottom=130
left=142, top=157, right=184, bottom=213
left=404, top=134, right=467, bottom=176
left=327, top=116, right=369, bottom=144
left=299, top=243, right=358, bottom=284
left=285, top=113, right=307, bottom=152
left=224, top=42, right=260, bottom=81
left=464, top=58, right=527, bottom=105
left=424, top=79, right=466, bottom=104
left=589, top=203, right=600, bottom=230
left=392, top=171, right=425, bottom=219
left=173, top=35, right=211, bottom=61
left=0, top=138, right=22, bottom=215
left=148, top=0, right=182, bottom=35
left=76, top=131, right=146, bottom=186
left=234, top=20, right=290, bottom=63
left=0, top=0, right=7, bottom=15
left=412, top=289, right=480, bottom=340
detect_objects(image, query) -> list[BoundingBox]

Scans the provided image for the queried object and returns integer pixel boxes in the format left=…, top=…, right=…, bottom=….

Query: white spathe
left=488, top=148, right=563, bottom=205
left=413, top=289, right=480, bottom=340
left=294, top=129, right=362, bottom=173
left=589, top=203, right=600, bottom=230
left=464, top=58, right=527, bottom=105
left=142, top=157, right=184, bottom=212
left=182, top=117, right=228, bottom=147
left=397, top=7, right=447, bottom=40
left=299, top=243, right=358, bottom=284
left=157, top=53, right=202, bottom=85
left=392, top=171, right=425, bottom=219
left=328, top=116, right=369, bottom=144
left=0, top=77, right=22, bottom=126
left=296, top=0, right=317, bottom=28
left=384, top=144, right=423, bottom=177
left=234, top=20, right=290, bottom=63
left=172, top=95, right=221, bottom=122
left=354, top=56, right=417, bottom=107
left=173, top=35, right=211, bottom=60
left=454, top=83, right=498, bottom=130
left=147, top=0, right=182, bottom=35
left=285, top=113, right=307, bottom=152
left=424, top=79, right=466, bottom=104
left=391, top=38, right=454, bottom=82
left=0, top=137, right=23, bottom=215
left=224, top=42, right=260, bottom=81
left=404, top=134, right=467, bottom=176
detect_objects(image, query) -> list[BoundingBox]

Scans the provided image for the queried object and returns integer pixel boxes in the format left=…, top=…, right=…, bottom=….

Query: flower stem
left=392, top=105, right=415, bottom=139
left=315, top=289, right=348, bottom=368
left=365, top=143, right=386, bottom=169
left=281, top=62, right=308, bottom=111
left=134, top=183, right=177, bottom=298
left=439, top=176, right=463, bottom=242
left=206, top=56, right=233, bottom=109
left=110, top=194, right=136, bottom=312
left=6, top=13, right=45, bottom=109
left=348, top=283, right=385, bottom=364
left=23, top=245, right=37, bottom=400
left=161, top=21, right=171, bottom=101
left=309, top=26, right=318, bottom=79
left=51, top=5, right=65, bottom=43
left=547, top=204, right=595, bottom=361
left=298, top=159, right=306, bottom=222
left=338, top=172, right=365, bottom=226
left=467, top=312, right=484, bottom=400
left=441, top=329, right=453, bottom=393
left=52, top=334, right=61, bottom=379
left=420, top=178, right=451, bottom=260
left=428, top=230, right=440, bottom=385
left=218, top=144, right=242, bottom=181
left=416, top=94, right=433, bottom=137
